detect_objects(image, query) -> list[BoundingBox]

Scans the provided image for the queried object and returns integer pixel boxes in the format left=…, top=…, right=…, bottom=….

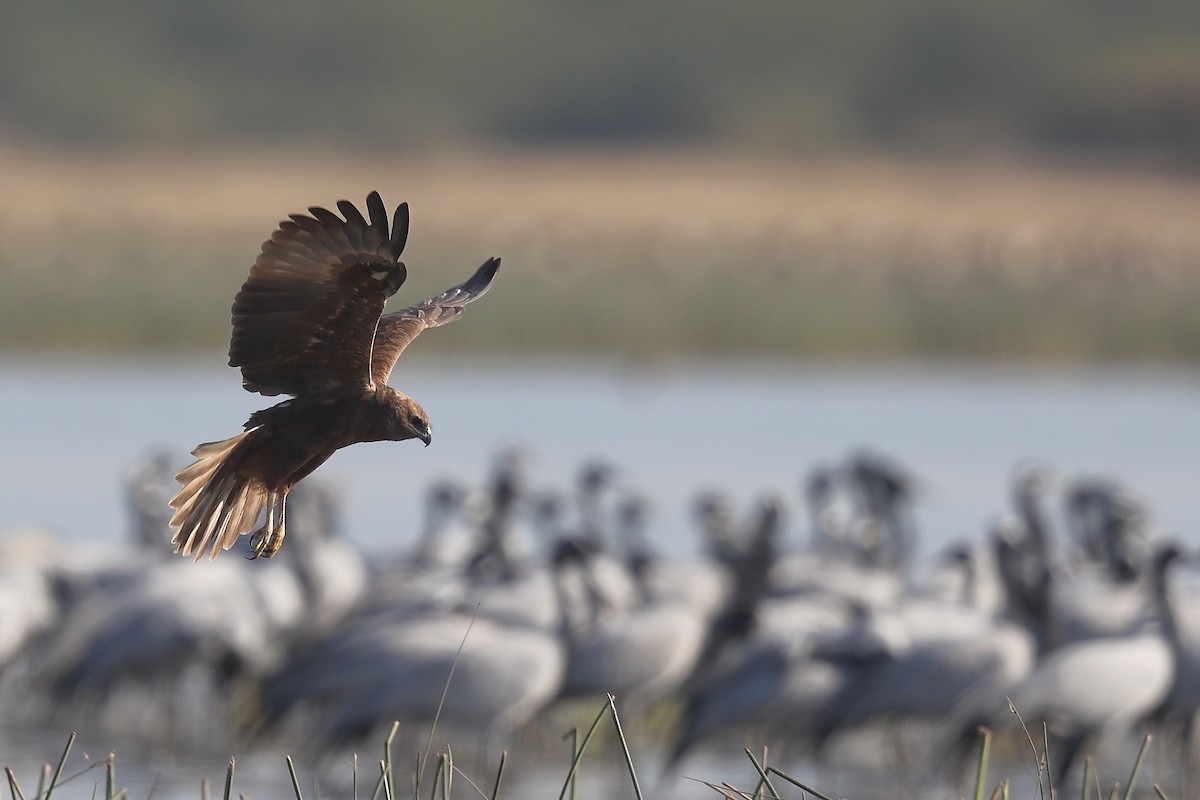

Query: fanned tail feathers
left=169, top=428, right=265, bottom=561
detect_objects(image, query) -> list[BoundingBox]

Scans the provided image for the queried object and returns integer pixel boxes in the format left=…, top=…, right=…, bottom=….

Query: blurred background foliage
left=2, top=1, right=1200, bottom=360
left=5, top=0, right=1200, bottom=160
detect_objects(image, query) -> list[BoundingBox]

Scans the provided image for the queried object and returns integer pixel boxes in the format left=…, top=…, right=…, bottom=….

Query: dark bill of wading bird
left=169, top=192, right=500, bottom=561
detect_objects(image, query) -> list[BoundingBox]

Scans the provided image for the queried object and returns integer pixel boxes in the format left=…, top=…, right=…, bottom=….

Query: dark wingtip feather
left=465, top=257, right=501, bottom=294
left=391, top=202, right=410, bottom=255
left=366, top=192, right=389, bottom=239
left=308, top=205, right=342, bottom=227
left=336, top=199, right=368, bottom=228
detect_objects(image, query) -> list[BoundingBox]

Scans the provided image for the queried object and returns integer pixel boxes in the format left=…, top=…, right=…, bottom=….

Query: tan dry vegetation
left=2, top=145, right=1199, bottom=359
left=5, top=145, right=1200, bottom=249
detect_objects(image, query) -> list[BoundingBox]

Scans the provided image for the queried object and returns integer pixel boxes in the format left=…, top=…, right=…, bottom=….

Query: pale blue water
left=2, top=356, right=1198, bottom=560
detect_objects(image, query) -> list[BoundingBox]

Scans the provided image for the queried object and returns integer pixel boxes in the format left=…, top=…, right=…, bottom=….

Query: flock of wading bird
left=0, top=449, right=1197, bottom=785
left=0, top=192, right=1193, bottom=791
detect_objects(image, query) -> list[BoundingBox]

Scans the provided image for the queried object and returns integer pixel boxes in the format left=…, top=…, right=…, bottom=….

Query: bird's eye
left=410, top=414, right=424, bottom=428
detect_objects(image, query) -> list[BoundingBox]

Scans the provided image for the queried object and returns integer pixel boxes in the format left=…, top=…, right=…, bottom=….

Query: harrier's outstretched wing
left=229, top=192, right=409, bottom=397
left=370, top=257, right=501, bottom=386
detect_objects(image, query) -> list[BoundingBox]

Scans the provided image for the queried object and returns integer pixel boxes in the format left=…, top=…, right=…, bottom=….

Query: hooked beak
left=417, top=425, right=432, bottom=447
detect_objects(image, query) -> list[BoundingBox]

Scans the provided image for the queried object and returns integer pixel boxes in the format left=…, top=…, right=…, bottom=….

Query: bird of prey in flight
left=169, top=192, right=500, bottom=560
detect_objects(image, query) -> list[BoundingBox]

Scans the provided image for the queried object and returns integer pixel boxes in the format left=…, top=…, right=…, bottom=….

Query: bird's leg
left=248, top=490, right=280, bottom=559
left=261, top=491, right=288, bottom=558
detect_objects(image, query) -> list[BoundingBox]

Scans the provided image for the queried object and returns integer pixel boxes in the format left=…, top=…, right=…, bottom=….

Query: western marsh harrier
left=169, top=192, right=500, bottom=560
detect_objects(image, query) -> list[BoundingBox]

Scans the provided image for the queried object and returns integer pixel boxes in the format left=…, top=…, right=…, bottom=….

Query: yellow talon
left=262, top=525, right=285, bottom=558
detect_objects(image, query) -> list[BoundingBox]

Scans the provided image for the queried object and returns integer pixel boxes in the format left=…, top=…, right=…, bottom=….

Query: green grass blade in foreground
left=381, top=721, right=398, bottom=800
left=1042, top=722, right=1056, bottom=800
left=698, top=780, right=740, bottom=800
left=426, top=754, right=444, bottom=800
left=745, top=747, right=774, bottom=800
left=418, top=608, right=478, bottom=795
left=562, top=720, right=592, bottom=800
left=5, top=767, right=26, bottom=800
left=563, top=729, right=578, bottom=800
left=286, top=755, right=304, bottom=800
left=488, top=752, right=507, bottom=800
left=40, top=732, right=75, bottom=800
left=741, top=748, right=779, bottom=800
left=442, top=746, right=453, bottom=800
left=607, top=695, right=646, bottom=800
left=766, top=766, right=838, bottom=800
left=1007, top=698, right=1048, bottom=800
left=1121, top=734, right=1152, bottom=800
left=1081, top=757, right=1093, bottom=800
left=556, top=702, right=610, bottom=800
left=223, top=757, right=235, bottom=800
left=369, top=761, right=387, bottom=800
left=974, top=727, right=992, bottom=800
left=375, top=758, right=396, bottom=800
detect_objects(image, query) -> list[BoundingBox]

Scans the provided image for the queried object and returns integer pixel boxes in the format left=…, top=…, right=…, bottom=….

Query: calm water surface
left=2, top=356, right=1198, bottom=560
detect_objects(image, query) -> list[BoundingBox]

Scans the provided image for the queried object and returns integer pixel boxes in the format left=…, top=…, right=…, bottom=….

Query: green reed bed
left=4, top=217, right=1200, bottom=362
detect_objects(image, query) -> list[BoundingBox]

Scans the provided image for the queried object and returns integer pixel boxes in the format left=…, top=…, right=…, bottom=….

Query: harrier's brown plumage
left=169, top=192, right=500, bottom=560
